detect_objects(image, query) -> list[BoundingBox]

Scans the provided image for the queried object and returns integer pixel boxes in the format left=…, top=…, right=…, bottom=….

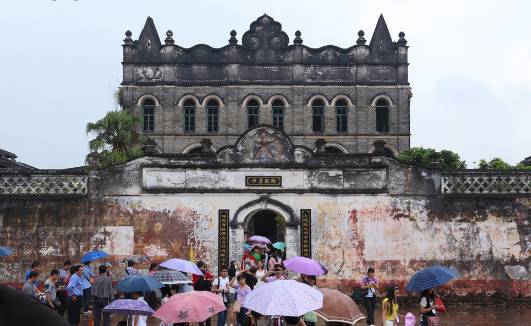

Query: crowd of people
left=11, top=246, right=446, bottom=326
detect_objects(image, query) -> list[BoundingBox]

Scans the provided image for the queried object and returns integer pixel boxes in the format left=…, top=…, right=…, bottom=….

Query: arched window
left=375, top=98, right=390, bottom=132
left=183, top=99, right=195, bottom=132
left=142, top=98, right=155, bottom=133
left=206, top=99, right=219, bottom=133
left=271, top=99, right=284, bottom=131
left=247, top=99, right=260, bottom=129
left=312, top=99, right=325, bottom=133
left=335, top=99, right=348, bottom=133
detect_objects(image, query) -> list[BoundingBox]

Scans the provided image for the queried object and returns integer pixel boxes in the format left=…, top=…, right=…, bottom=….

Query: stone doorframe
left=229, top=196, right=300, bottom=261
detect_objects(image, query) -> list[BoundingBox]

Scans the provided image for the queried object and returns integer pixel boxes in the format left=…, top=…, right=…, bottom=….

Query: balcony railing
left=0, top=174, right=87, bottom=196
left=441, top=171, right=530, bottom=195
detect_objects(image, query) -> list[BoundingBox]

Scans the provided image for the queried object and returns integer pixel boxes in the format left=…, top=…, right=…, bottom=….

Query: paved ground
left=78, top=306, right=531, bottom=326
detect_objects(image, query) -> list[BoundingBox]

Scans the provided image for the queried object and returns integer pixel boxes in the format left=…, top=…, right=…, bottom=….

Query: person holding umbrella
left=419, top=288, right=442, bottom=326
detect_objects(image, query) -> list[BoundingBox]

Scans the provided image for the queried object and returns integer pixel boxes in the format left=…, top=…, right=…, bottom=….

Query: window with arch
left=312, top=99, right=325, bottom=133
left=335, top=99, right=348, bottom=133
left=375, top=98, right=390, bottom=132
left=206, top=99, right=219, bottom=133
left=247, top=99, right=260, bottom=129
left=271, top=99, right=284, bottom=131
left=142, top=98, right=155, bottom=133
left=183, top=99, right=196, bottom=132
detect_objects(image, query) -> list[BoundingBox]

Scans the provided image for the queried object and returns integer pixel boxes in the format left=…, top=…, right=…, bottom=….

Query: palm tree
left=86, top=110, right=151, bottom=167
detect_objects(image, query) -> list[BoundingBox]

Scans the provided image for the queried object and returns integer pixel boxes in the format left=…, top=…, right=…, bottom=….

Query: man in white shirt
left=131, top=292, right=148, bottom=326
left=212, top=266, right=230, bottom=326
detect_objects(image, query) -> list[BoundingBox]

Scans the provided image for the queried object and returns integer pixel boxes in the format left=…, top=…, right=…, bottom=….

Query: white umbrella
left=159, top=258, right=203, bottom=276
left=243, top=280, right=323, bottom=316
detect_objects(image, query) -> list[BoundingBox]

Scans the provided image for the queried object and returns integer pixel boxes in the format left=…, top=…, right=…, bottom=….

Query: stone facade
left=0, top=128, right=530, bottom=298
left=119, top=15, right=411, bottom=155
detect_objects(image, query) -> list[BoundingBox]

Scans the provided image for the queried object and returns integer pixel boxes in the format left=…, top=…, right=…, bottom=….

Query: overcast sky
left=0, top=0, right=529, bottom=168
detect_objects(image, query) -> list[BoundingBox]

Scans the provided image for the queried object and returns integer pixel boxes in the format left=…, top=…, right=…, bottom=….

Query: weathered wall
left=1, top=192, right=529, bottom=297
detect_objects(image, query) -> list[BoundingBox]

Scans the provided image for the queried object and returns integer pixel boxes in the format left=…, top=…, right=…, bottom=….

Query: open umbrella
left=272, top=242, right=286, bottom=251
left=81, top=250, right=108, bottom=263
left=0, top=247, right=13, bottom=257
left=243, top=280, right=323, bottom=316
left=153, top=270, right=192, bottom=285
left=153, top=291, right=226, bottom=324
left=283, top=256, right=327, bottom=276
left=116, top=275, right=165, bottom=293
left=315, top=288, right=365, bottom=325
left=406, top=265, right=458, bottom=292
left=103, top=299, right=154, bottom=316
left=160, top=258, right=203, bottom=275
left=248, top=235, right=271, bottom=244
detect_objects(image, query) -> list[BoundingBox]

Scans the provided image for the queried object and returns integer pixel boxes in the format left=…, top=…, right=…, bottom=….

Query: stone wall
left=0, top=154, right=529, bottom=298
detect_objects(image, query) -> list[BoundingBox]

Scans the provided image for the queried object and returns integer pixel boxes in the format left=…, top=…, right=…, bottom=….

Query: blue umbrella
left=0, top=247, right=13, bottom=257
left=117, top=275, right=165, bottom=293
left=81, top=250, right=109, bottom=263
left=406, top=265, right=458, bottom=292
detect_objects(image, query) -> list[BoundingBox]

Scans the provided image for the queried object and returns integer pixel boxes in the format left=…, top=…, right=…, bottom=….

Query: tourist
left=262, top=264, right=285, bottom=283
left=255, top=260, right=266, bottom=286
left=125, top=259, right=138, bottom=276
left=67, top=265, right=84, bottom=326
left=148, top=263, right=157, bottom=276
left=381, top=286, right=400, bottom=326
left=25, top=261, right=41, bottom=286
left=251, top=246, right=262, bottom=262
left=44, top=269, right=60, bottom=310
left=228, top=260, right=239, bottom=280
left=268, top=250, right=281, bottom=271
left=92, top=264, right=114, bottom=326
left=230, top=274, right=252, bottom=326
left=22, top=271, right=41, bottom=298
left=241, top=248, right=257, bottom=271
left=104, top=262, right=113, bottom=277
left=360, top=267, right=378, bottom=326
left=419, top=288, right=441, bottom=326
left=193, top=261, right=214, bottom=286
left=130, top=292, right=148, bottom=326
left=212, top=266, right=230, bottom=326
left=57, top=260, right=72, bottom=315
left=81, top=261, right=95, bottom=314
left=303, top=276, right=317, bottom=326
left=242, top=266, right=258, bottom=290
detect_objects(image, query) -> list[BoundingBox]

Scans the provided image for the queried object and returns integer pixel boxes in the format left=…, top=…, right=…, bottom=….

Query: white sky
left=0, top=0, right=529, bottom=168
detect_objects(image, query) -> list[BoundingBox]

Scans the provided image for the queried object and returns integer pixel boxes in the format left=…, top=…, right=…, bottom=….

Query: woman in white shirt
left=255, top=260, right=266, bottom=287
left=131, top=292, right=148, bottom=326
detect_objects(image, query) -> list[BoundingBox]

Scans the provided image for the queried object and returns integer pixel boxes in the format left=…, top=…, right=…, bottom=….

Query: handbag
left=232, top=300, right=242, bottom=313
left=226, top=292, right=237, bottom=304
left=428, top=316, right=441, bottom=326
left=435, top=297, right=446, bottom=313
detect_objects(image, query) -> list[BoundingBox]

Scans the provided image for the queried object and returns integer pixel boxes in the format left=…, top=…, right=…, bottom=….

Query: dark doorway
left=245, top=210, right=285, bottom=243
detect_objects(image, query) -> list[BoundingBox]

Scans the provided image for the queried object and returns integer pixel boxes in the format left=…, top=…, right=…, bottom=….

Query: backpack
left=194, top=276, right=212, bottom=291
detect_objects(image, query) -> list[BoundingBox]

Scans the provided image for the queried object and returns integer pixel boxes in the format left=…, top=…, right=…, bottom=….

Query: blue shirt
left=24, top=269, right=40, bottom=287
left=67, top=273, right=84, bottom=297
left=81, top=265, right=94, bottom=289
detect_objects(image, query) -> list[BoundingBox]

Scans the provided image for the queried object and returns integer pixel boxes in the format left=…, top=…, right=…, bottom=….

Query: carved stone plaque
left=218, top=210, right=229, bottom=271
left=300, top=209, right=311, bottom=258
left=245, top=176, right=282, bottom=187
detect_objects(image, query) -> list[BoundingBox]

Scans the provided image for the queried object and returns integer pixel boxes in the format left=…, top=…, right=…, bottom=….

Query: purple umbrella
left=248, top=235, right=271, bottom=244
left=160, top=258, right=203, bottom=276
left=284, top=256, right=327, bottom=276
left=103, top=299, right=154, bottom=316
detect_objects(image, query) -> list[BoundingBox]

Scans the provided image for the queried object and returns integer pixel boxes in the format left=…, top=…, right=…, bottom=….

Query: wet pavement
left=78, top=306, right=531, bottom=326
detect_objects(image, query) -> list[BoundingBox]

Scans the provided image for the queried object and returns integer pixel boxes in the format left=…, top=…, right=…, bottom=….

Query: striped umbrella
left=406, top=265, right=458, bottom=292
left=153, top=270, right=192, bottom=285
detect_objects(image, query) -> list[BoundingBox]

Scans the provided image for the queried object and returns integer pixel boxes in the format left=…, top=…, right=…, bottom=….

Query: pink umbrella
left=283, top=256, right=327, bottom=276
left=248, top=235, right=271, bottom=244
left=153, top=291, right=226, bottom=324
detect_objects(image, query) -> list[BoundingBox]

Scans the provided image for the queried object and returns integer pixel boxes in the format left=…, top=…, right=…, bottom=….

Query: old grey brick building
left=120, top=14, right=411, bottom=156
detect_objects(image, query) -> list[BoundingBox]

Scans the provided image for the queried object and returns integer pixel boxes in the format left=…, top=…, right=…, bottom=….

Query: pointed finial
left=123, top=30, right=133, bottom=45
left=397, top=31, right=407, bottom=46
left=165, top=30, right=174, bottom=45
left=356, top=30, right=366, bottom=45
left=229, top=30, right=238, bottom=45
left=294, top=30, right=303, bottom=45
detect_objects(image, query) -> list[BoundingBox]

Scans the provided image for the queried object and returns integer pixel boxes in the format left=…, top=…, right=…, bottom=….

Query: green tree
left=86, top=110, right=151, bottom=168
left=478, top=157, right=531, bottom=170
left=397, top=147, right=466, bottom=170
